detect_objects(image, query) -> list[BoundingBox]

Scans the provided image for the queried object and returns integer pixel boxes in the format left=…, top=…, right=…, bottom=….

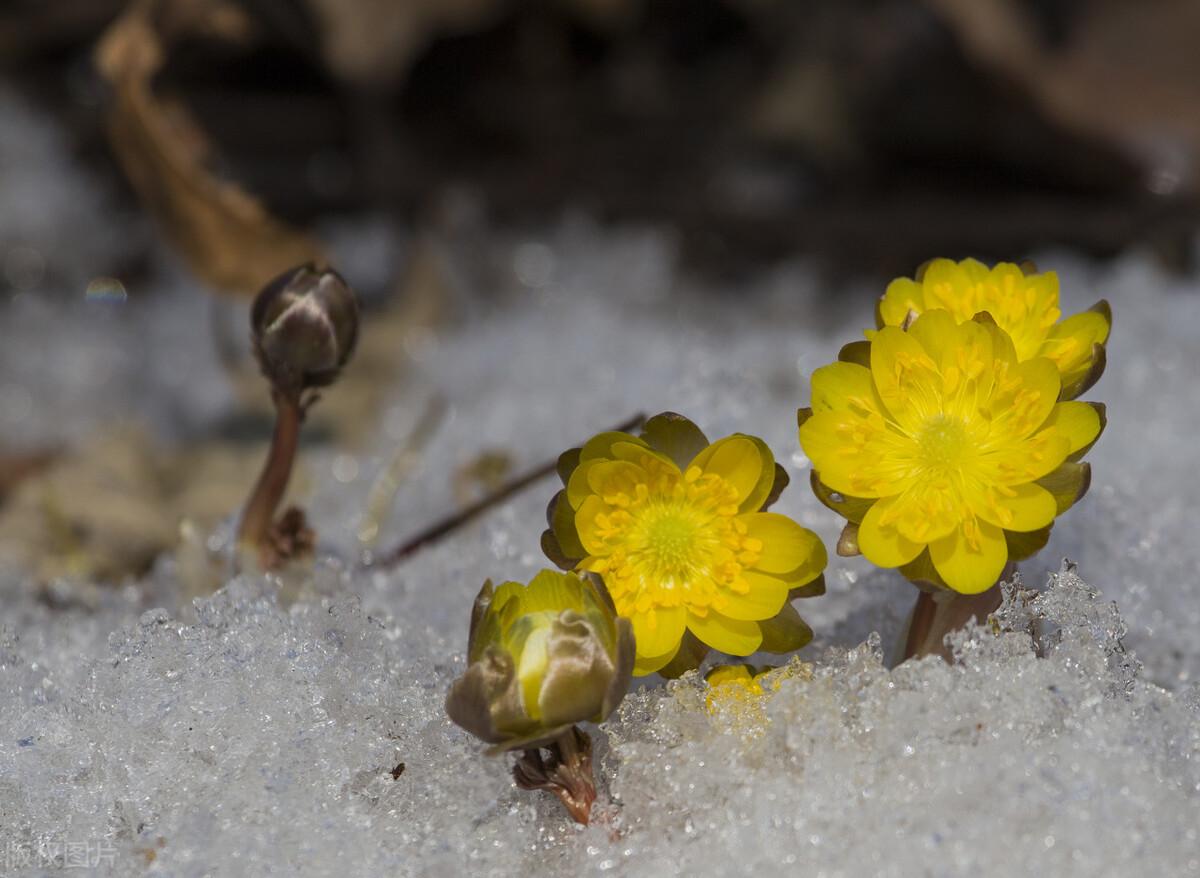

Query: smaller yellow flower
left=703, top=663, right=809, bottom=722
left=445, top=570, right=634, bottom=753
left=874, top=258, right=1110, bottom=400
left=543, top=413, right=827, bottom=676
left=705, top=663, right=769, bottom=702
left=800, top=310, right=1105, bottom=594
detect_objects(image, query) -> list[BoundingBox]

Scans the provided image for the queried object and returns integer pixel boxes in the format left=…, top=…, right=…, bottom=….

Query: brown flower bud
left=251, top=264, right=359, bottom=395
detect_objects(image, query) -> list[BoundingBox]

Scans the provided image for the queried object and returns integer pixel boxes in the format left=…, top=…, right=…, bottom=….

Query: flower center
left=583, top=461, right=761, bottom=616
left=633, top=503, right=708, bottom=580
left=917, top=415, right=970, bottom=468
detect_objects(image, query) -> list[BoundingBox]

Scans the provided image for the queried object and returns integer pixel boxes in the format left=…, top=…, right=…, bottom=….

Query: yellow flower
left=874, top=258, right=1110, bottom=400
left=445, top=570, right=634, bottom=752
left=705, top=662, right=768, bottom=697
left=800, top=310, right=1105, bottom=594
left=543, top=413, right=827, bottom=676
left=703, top=663, right=810, bottom=723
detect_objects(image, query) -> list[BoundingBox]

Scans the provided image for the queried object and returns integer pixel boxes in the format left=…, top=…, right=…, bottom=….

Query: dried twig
left=367, top=412, right=644, bottom=569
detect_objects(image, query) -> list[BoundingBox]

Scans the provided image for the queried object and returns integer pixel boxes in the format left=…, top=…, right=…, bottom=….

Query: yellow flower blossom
left=543, top=413, right=827, bottom=676
left=874, top=258, right=1110, bottom=400
left=705, top=663, right=769, bottom=700
left=703, top=663, right=810, bottom=725
left=800, top=310, right=1105, bottom=594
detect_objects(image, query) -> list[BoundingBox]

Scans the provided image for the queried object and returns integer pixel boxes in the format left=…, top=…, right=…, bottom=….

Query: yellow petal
left=906, top=308, right=965, bottom=364
left=705, top=664, right=755, bottom=687
left=879, top=276, right=927, bottom=326
left=719, top=571, right=789, bottom=621
left=566, top=458, right=601, bottom=509
left=984, top=357, right=1061, bottom=439
left=609, top=439, right=678, bottom=472
left=630, top=605, right=686, bottom=661
left=970, top=481, right=1057, bottom=532
left=799, top=410, right=912, bottom=498
left=809, top=361, right=882, bottom=417
left=686, top=611, right=763, bottom=656
left=977, top=427, right=1071, bottom=485
left=1041, top=401, right=1103, bottom=456
left=633, top=646, right=680, bottom=676
left=583, top=455, right=648, bottom=496
left=574, top=494, right=613, bottom=556
left=1039, top=306, right=1110, bottom=387
left=870, top=325, right=941, bottom=428
left=884, top=483, right=961, bottom=544
left=921, top=258, right=980, bottom=318
left=520, top=569, right=585, bottom=614
left=742, top=513, right=826, bottom=575
left=858, top=496, right=924, bottom=568
left=579, top=430, right=649, bottom=462
left=690, top=435, right=768, bottom=509
left=929, top=519, right=1008, bottom=594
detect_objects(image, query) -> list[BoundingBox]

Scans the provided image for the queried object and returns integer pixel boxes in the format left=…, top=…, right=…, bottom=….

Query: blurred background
left=4, top=0, right=1200, bottom=296
left=1, top=0, right=1199, bottom=591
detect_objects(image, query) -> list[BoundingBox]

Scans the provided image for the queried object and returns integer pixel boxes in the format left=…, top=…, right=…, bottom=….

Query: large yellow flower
left=800, top=310, right=1104, bottom=594
left=874, top=258, right=1110, bottom=400
left=543, top=413, right=827, bottom=676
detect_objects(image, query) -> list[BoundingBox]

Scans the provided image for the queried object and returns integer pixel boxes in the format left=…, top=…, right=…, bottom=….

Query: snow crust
left=2, top=85, right=1200, bottom=876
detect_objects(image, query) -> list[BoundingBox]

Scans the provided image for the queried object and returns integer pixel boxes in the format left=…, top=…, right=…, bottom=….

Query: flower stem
left=898, top=565, right=1013, bottom=663
left=512, top=725, right=597, bottom=825
left=237, top=391, right=302, bottom=562
left=368, top=412, right=644, bottom=569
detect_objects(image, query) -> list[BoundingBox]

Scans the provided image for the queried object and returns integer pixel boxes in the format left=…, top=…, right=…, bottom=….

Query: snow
left=2, top=85, right=1200, bottom=876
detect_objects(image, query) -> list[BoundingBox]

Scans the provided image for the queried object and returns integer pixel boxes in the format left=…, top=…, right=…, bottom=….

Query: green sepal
left=1005, top=525, right=1051, bottom=562
left=899, top=549, right=953, bottom=594
left=810, top=470, right=873, bottom=524
left=838, top=340, right=871, bottom=367
left=758, top=602, right=814, bottom=654
left=540, top=529, right=575, bottom=571
left=639, top=411, right=709, bottom=470
left=1036, top=461, right=1091, bottom=514
left=836, top=522, right=860, bottom=557
left=545, top=489, right=585, bottom=560
left=556, top=447, right=582, bottom=486
left=1060, top=342, right=1106, bottom=401
left=789, top=573, right=826, bottom=600
left=656, top=631, right=709, bottom=679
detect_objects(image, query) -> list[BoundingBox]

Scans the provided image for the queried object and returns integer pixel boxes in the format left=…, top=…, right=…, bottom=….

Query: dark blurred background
left=3, top=0, right=1200, bottom=294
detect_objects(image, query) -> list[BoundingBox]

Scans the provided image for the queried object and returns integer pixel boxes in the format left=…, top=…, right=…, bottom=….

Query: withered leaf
left=95, top=0, right=324, bottom=297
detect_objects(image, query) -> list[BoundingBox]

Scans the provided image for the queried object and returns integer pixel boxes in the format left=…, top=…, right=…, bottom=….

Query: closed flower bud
left=251, top=264, right=359, bottom=395
left=446, top=570, right=635, bottom=753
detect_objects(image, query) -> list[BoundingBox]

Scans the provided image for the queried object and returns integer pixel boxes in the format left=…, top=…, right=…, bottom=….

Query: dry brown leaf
left=95, top=0, right=325, bottom=297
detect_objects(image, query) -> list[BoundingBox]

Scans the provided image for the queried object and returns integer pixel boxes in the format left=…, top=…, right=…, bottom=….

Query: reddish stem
left=237, top=392, right=302, bottom=556
left=899, top=570, right=1010, bottom=663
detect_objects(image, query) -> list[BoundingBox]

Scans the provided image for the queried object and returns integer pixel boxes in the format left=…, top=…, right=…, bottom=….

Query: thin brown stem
left=237, top=392, right=302, bottom=558
left=368, top=412, right=644, bottom=569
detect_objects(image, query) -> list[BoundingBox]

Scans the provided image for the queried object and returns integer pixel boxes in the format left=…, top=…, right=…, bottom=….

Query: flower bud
left=251, top=264, right=359, bottom=395
left=446, top=570, right=635, bottom=753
